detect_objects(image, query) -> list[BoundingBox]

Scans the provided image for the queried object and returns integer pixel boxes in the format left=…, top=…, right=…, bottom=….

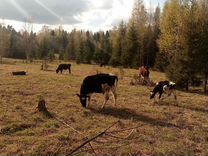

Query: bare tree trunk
left=204, top=73, right=207, bottom=94
left=0, top=55, right=2, bottom=64
left=185, top=80, right=189, bottom=91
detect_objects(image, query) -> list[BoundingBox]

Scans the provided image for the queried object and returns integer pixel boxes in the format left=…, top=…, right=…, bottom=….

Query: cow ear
left=76, top=94, right=80, bottom=97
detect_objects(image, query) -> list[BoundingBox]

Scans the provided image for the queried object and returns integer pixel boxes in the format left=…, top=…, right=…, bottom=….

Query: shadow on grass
left=178, top=87, right=208, bottom=96
left=89, top=107, right=184, bottom=129
left=41, top=110, right=54, bottom=118
left=42, top=69, right=55, bottom=72
left=157, top=101, right=208, bottom=114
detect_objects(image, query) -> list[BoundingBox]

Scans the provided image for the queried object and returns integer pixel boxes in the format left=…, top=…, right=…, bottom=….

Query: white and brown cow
left=150, top=80, right=177, bottom=100
left=77, top=73, right=118, bottom=108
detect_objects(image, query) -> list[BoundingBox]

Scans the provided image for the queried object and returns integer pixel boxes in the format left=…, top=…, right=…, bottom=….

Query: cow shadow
left=42, top=69, right=55, bottom=72
left=187, top=89, right=208, bottom=96
left=89, top=107, right=185, bottom=129
left=157, top=101, right=208, bottom=114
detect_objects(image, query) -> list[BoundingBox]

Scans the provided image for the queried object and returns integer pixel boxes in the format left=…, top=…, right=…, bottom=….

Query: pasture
left=0, top=59, right=208, bottom=155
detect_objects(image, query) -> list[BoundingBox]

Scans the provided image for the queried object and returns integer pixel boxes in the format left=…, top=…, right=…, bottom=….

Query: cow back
left=138, top=66, right=149, bottom=78
left=80, top=73, right=118, bottom=95
left=57, top=64, right=71, bottom=70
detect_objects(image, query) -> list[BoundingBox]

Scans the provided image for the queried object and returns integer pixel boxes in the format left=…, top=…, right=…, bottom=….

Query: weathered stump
left=37, top=98, right=52, bottom=118
left=37, top=99, right=47, bottom=112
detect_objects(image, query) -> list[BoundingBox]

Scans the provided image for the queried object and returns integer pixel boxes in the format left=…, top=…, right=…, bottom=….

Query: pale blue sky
left=0, top=0, right=167, bottom=32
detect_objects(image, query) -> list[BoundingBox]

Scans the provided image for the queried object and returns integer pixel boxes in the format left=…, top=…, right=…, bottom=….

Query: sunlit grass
left=0, top=59, right=208, bottom=155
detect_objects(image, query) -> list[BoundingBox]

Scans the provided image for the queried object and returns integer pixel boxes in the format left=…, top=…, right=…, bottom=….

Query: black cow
left=150, top=80, right=177, bottom=100
left=56, top=64, right=71, bottom=74
left=100, top=63, right=106, bottom=67
left=77, top=73, right=118, bottom=108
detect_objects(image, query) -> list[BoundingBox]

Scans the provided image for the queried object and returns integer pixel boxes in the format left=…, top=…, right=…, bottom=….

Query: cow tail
left=114, top=76, right=118, bottom=88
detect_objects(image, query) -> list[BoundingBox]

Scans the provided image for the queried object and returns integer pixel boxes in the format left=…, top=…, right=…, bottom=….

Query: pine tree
left=159, top=0, right=188, bottom=89
left=152, top=6, right=161, bottom=68
left=131, top=0, right=148, bottom=66
left=124, top=21, right=139, bottom=68
left=84, top=31, right=95, bottom=64
left=110, top=21, right=127, bottom=66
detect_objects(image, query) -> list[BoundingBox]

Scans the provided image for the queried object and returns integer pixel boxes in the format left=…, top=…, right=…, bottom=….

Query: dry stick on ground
left=51, top=116, right=82, bottom=156
left=107, top=124, right=145, bottom=134
left=105, top=129, right=135, bottom=140
left=72, top=142, right=131, bottom=156
left=36, top=98, right=81, bottom=134
left=53, top=116, right=81, bottom=134
left=35, top=98, right=97, bottom=156
left=35, top=98, right=82, bottom=156
left=89, top=142, right=97, bottom=156
left=66, top=120, right=120, bottom=156
left=52, top=118, right=118, bottom=156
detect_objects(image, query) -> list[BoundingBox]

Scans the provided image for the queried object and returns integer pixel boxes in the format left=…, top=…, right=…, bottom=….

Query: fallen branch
left=105, top=129, right=135, bottom=140
left=51, top=143, right=64, bottom=156
left=51, top=117, right=82, bottom=156
left=72, top=142, right=130, bottom=156
left=107, top=124, right=145, bottom=134
left=66, top=120, right=120, bottom=156
left=53, top=116, right=81, bottom=134
left=89, top=142, right=97, bottom=156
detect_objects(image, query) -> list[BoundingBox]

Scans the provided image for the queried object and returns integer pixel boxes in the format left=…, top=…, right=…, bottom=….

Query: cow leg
left=61, top=69, right=63, bottom=74
left=158, top=92, right=163, bottom=100
left=86, top=96, right=91, bottom=107
left=145, top=77, right=151, bottom=86
left=110, top=87, right=117, bottom=107
left=171, top=90, right=177, bottom=100
left=102, top=92, right=109, bottom=109
left=140, top=75, right=145, bottom=84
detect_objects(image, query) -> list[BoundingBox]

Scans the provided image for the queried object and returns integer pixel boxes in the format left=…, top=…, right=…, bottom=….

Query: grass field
left=0, top=59, right=208, bottom=155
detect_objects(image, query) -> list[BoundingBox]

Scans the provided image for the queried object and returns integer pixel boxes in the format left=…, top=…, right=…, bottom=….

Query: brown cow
left=138, top=66, right=150, bottom=85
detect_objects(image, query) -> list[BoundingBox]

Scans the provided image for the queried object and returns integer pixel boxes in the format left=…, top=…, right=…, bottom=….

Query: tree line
left=158, top=0, right=208, bottom=92
left=0, top=0, right=160, bottom=68
left=0, top=0, right=208, bottom=92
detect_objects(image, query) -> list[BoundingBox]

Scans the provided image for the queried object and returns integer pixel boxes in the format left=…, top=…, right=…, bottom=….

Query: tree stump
left=37, top=98, right=52, bottom=118
left=37, top=99, right=47, bottom=112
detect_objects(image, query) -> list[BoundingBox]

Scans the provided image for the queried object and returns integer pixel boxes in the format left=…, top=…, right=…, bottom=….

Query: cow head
left=150, top=91, right=155, bottom=99
left=56, top=69, right=59, bottom=73
left=76, top=94, right=90, bottom=107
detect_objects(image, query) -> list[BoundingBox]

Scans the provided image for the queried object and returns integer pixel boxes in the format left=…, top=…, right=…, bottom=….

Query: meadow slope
left=0, top=60, right=208, bottom=155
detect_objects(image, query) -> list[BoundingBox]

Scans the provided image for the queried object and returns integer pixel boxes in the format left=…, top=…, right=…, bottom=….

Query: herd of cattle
left=55, top=63, right=177, bottom=108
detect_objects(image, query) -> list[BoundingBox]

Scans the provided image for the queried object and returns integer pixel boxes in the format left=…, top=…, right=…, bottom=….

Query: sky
left=0, top=0, right=166, bottom=32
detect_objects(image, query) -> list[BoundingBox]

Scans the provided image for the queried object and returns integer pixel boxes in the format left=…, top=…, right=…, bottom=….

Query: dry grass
left=0, top=59, right=208, bottom=155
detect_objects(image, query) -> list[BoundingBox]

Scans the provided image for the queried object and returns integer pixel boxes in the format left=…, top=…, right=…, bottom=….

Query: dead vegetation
left=130, top=73, right=155, bottom=86
left=0, top=59, right=208, bottom=155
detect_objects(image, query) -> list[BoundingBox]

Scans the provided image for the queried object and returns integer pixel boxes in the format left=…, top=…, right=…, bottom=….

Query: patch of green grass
left=0, top=123, right=34, bottom=135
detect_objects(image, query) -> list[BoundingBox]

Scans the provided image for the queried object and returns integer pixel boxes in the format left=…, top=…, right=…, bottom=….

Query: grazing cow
left=138, top=66, right=150, bottom=84
left=77, top=73, right=118, bottom=108
left=56, top=64, right=71, bottom=74
left=150, top=80, right=177, bottom=100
